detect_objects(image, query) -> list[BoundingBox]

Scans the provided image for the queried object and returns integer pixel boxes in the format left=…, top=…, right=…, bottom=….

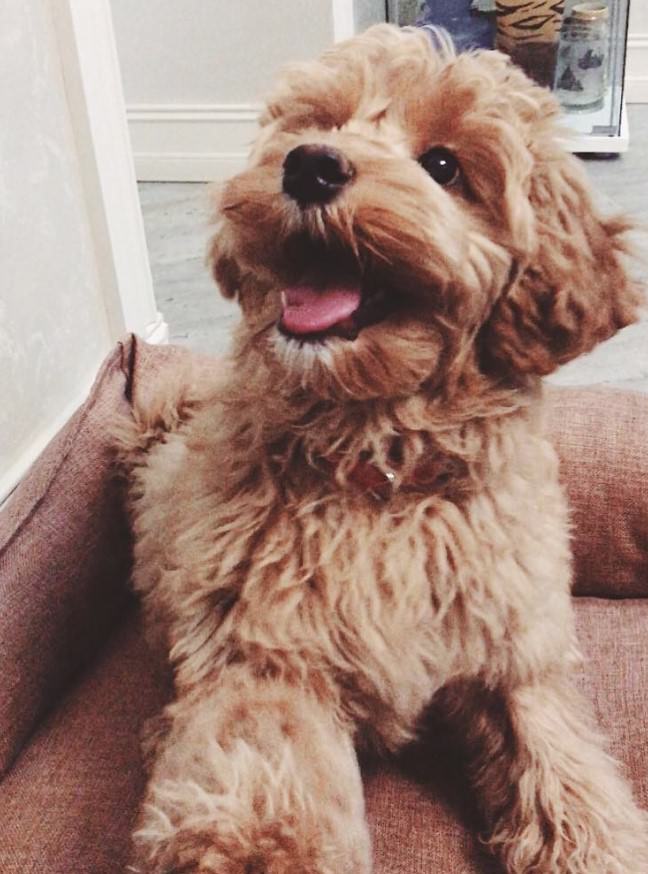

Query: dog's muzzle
left=282, top=144, right=354, bottom=207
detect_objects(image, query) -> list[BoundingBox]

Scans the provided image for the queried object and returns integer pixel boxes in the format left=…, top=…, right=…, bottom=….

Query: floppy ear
left=210, top=245, right=241, bottom=300
left=207, top=217, right=242, bottom=300
left=479, top=151, right=642, bottom=377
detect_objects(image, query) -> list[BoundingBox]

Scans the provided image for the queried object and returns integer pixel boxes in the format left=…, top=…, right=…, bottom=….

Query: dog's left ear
left=479, top=151, right=641, bottom=377
left=211, top=247, right=241, bottom=300
left=207, top=226, right=241, bottom=300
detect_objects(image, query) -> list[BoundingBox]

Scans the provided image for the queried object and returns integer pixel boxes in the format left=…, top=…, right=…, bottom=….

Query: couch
left=1, top=335, right=646, bottom=873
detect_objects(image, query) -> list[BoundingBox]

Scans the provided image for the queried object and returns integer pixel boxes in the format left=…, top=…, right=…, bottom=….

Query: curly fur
left=118, top=25, right=647, bottom=874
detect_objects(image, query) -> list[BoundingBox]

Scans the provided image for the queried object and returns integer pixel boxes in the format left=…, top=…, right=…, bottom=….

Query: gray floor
left=138, top=106, right=648, bottom=392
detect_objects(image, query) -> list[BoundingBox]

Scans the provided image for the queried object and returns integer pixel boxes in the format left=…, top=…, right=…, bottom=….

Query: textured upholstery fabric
left=546, top=385, right=648, bottom=599
left=0, top=610, right=171, bottom=874
left=0, top=346, right=133, bottom=775
left=0, top=339, right=646, bottom=873
left=365, top=599, right=648, bottom=873
left=0, top=338, right=204, bottom=776
left=0, top=601, right=644, bottom=874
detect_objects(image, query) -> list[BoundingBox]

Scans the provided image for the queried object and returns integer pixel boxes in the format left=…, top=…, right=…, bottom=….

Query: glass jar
left=555, top=2, right=609, bottom=111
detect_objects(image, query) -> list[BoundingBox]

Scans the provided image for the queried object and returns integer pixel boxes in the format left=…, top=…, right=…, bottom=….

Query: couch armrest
left=0, top=342, right=136, bottom=776
left=0, top=336, right=208, bottom=777
left=546, top=385, right=648, bottom=599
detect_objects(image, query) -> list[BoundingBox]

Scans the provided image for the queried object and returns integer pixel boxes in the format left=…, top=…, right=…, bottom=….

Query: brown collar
left=321, top=450, right=466, bottom=501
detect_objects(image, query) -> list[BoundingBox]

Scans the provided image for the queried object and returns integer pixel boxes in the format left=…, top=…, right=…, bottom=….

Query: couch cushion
left=0, top=608, right=171, bottom=874
left=0, top=336, right=214, bottom=778
left=1, top=599, right=645, bottom=873
left=0, top=344, right=134, bottom=776
left=366, top=597, right=648, bottom=872
left=546, top=385, right=648, bottom=598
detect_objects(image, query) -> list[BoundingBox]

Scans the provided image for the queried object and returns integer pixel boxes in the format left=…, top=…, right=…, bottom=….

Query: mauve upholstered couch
left=1, top=335, right=647, bottom=874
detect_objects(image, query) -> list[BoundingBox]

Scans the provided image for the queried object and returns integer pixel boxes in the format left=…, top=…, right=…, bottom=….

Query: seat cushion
left=0, top=336, right=216, bottom=777
left=1, top=599, right=645, bottom=873
left=0, top=344, right=134, bottom=776
left=366, top=598, right=648, bottom=873
left=0, top=609, right=171, bottom=874
left=546, top=385, right=648, bottom=599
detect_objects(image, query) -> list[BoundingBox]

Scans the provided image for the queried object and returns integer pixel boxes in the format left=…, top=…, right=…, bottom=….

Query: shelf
left=561, top=91, right=628, bottom=153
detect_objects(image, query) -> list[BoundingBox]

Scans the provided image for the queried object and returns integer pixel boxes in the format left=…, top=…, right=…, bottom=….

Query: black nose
left=282, top=144, right=354, bottom=206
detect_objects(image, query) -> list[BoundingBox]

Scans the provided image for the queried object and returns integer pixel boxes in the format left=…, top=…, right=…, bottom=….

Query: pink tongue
left=281, top=283, right=361, bottom=335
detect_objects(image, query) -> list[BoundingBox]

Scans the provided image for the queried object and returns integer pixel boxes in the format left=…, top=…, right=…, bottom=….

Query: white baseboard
left=627, top=33, right=648, bottom=103
left=128, top=103, right=261, bottom=182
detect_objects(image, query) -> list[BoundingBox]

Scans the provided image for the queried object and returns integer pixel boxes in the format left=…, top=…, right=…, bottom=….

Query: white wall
left=0, top=0, right=161, bottom=502
left=0, top=0, right=113, bottom=500
left=630, top=4, right=648, bottom=30
left=110, top=0, right=385, bottom=181
left=111, top=0, right=336, bottom=105
left=627, top=2, right=648, bottom=102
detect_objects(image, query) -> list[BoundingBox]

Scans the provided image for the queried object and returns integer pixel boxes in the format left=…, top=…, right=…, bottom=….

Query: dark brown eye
left=419, top=147, right=459, bottom=186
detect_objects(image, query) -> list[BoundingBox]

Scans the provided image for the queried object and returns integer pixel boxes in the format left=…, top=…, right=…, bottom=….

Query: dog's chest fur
left=130, top=387, right=574, bottom=749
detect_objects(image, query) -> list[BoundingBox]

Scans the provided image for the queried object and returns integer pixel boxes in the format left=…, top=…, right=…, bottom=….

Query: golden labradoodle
left=121, top=25, right=647, bottom=874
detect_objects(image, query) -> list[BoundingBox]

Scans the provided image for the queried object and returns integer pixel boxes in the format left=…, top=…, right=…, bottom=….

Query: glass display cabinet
left=386, top=1, right=632, bottom=152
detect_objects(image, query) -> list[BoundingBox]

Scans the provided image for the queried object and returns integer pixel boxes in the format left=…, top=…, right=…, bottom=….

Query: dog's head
left=210, top=25, right=640, bottom=402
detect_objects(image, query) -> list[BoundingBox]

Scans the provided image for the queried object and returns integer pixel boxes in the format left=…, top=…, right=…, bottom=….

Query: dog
left=120, top=24, right=648, bottom=874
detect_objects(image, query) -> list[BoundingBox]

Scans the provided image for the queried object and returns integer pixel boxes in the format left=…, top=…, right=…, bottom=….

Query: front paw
left=132, top=819, right=370, bottom=874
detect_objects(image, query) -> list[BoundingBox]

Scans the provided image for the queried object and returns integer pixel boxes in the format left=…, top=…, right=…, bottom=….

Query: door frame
left=51, top=0, right=167, bottom=343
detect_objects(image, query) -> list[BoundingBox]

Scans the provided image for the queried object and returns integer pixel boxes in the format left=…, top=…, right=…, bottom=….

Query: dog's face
left=210, top=25, right=639, bottom=401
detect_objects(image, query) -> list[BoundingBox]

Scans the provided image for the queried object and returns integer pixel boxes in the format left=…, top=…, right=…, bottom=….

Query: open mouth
left=278, top=274, right=397, bottom=343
